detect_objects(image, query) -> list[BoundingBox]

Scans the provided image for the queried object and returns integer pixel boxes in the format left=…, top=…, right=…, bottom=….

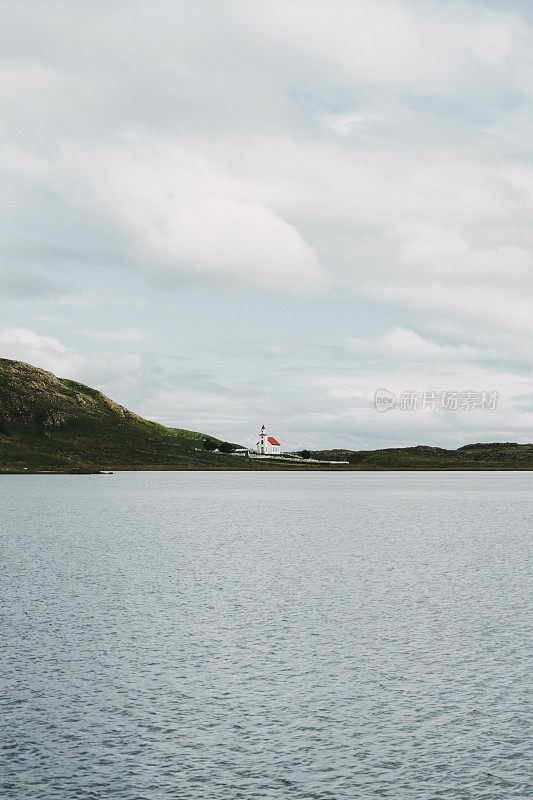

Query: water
left=1, top=471, right=531, bottom=799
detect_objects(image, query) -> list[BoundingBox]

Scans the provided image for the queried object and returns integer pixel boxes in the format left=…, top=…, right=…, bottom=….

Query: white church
left=256, top=424, right=281, bottom=455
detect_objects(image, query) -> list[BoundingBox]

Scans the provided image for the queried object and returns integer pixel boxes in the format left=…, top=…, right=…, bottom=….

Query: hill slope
left=307, top=443, right=533, bottom=470
left=0, top=358, right=245, bottom=471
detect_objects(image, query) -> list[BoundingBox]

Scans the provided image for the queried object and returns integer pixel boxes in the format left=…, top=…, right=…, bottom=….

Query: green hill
left=0, top=358, right=247, bottom=472
left=307, top=443, right=533, bottom=470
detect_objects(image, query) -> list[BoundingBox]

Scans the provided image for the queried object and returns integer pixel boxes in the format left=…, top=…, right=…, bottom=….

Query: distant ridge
left=303, top=443, right=533, bottom=470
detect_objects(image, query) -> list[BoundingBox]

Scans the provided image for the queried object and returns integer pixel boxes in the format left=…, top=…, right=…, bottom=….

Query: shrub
left=218, top=441, right=234, bottom=453
left=300, top=449, right=311, bottom=459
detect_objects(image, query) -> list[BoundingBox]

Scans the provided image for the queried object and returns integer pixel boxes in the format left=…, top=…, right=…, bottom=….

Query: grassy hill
left=307, top=443, right=533, bottom=470
left=0, top=358, right=248, bottom=472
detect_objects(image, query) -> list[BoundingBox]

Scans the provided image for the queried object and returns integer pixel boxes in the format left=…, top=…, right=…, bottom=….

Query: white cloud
left=0, top=327, right=86, bottom=376
left=345, top=327, right=481, bottom=363
left=0, top=137, right=329, bottom=295
left=1, top=0, right=532, bottom=299
left=1, top=2, right=532, bottom=447
left=103, top=143, right=329, bottom=294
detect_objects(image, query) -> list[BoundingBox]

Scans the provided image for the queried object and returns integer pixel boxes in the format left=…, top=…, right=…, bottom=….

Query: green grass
left=311, top=443, right=533, bottom=470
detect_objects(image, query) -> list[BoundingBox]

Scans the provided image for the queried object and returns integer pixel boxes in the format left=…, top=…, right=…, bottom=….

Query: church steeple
left=255, top=424, right=281, bottom=456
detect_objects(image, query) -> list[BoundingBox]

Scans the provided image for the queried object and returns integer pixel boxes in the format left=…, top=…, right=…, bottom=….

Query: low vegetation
left=308, top=443, right=533, bottom=470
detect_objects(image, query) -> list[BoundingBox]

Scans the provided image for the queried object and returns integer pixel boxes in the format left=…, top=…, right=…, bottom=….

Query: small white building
left=256, top=424, right=281, bottom=455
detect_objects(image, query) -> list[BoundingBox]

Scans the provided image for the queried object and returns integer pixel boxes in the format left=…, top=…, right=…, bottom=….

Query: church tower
left=255, top=424, right=281, bottom=455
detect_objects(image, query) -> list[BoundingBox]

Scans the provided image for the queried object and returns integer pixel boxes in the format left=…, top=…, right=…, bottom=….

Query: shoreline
left=2, top=464, right=532, bottom=474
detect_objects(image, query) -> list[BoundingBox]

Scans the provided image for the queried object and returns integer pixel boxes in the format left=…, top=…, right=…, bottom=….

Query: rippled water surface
left=1, top=471, right=532, bottom=799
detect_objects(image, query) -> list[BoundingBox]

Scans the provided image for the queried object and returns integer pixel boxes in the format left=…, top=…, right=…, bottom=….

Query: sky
left=1, top=0, right=532, bottom=450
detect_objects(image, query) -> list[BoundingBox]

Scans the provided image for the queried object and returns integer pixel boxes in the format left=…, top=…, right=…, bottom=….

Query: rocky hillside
left=0, top=358, right=146, bottom=430
left=0, top=358, right=243, bottom=472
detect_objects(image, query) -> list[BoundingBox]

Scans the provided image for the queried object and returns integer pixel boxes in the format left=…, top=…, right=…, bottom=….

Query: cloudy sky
left=1, top=0, right=532, bottom=449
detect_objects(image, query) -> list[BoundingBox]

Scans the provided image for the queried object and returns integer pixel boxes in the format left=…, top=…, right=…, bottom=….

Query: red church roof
left=267, top=436, right=280, bottom=446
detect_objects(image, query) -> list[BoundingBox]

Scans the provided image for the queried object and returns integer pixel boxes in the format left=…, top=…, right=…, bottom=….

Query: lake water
left=1, top=471, right=531, bottom=799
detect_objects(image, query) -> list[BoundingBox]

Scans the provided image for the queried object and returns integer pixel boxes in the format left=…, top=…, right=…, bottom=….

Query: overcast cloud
left=1, top=0, right=532, bottom=448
